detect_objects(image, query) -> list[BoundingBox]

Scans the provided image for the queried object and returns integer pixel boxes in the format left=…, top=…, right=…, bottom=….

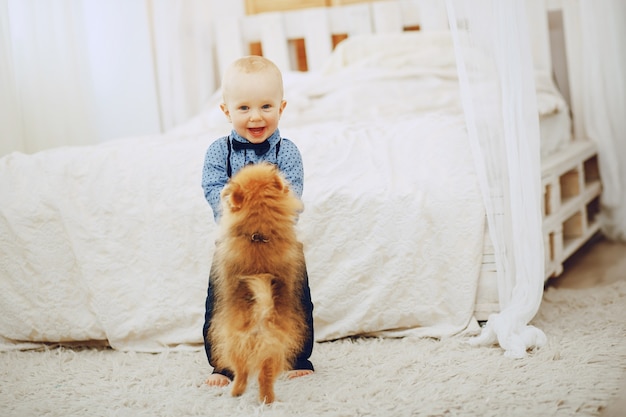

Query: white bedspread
left=290, top=116, right=485, bottom=341
left=1, top=31, right=568, bottom=350
left=0, top=136, right=215, bottom=350
left=0, top=116, right=484, bottom=351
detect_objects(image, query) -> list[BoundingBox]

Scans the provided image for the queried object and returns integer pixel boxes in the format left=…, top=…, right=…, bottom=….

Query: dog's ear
left=223, top=182, right=244, bottom=211
left=274, top=177, right=289, bottom=194
left=272, top=170, right=290, bottom=194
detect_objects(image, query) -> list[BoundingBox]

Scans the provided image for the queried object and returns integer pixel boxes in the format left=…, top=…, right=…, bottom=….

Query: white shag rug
left=1, top=280, right=625, bottom=417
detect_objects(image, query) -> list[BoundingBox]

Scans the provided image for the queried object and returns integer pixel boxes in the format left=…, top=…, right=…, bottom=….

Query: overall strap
left=226, top=135, right=281, bottom=178
left=226, top=136, right=232, bottom=178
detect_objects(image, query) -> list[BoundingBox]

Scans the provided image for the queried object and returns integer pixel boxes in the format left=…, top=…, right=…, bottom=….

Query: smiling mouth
left=248, top=127, right=265, bottom=136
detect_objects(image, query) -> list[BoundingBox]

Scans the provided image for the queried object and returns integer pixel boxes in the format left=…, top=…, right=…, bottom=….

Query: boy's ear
left=220, top=103, right=231, bottom=122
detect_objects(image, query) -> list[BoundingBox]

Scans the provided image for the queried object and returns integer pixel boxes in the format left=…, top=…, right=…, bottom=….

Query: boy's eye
left=262, top=104, right=272, bottom=109
left=239, top=106, right=249, bottom=111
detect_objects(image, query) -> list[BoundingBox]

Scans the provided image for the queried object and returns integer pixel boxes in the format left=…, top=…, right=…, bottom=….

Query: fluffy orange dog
left=207, top=162, right=307, bottom=404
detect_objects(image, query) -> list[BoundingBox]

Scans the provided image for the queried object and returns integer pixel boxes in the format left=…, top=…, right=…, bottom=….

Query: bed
left=0, top=0, right=601, bottom=351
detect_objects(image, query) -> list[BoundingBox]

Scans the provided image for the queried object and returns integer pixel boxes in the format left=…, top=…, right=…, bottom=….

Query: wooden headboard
left=213, top=0, right=446, bottom=76
left=212, top=0, right=581, bottom=137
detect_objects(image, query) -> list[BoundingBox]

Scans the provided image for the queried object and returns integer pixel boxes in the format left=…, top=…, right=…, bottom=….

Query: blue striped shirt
left=201, top=129, right=304, bottom=222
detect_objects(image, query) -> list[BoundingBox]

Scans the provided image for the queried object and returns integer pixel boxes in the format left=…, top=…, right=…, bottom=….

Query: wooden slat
left=280, top=8, right=333, bottom=71
left=214, top=16, right=245, bottom=80
left=258, top=13, right=291, bottom=72
left=328, top=4, right=373, bottom=36
left=398, top=0, right=421, bottom=28
left=371, top=2, right=403, bottom=33
left=302, top=8, right=334, bottom=71
left=415, top=0, right=448, bottom=31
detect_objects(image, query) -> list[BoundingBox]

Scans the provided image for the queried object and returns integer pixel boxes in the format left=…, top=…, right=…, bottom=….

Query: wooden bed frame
left=211, top=0, right=602, bottom=319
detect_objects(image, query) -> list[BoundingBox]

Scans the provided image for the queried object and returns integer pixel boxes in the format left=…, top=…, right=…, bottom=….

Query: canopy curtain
left=0, top=0, right=216, bottom=158
left=148, top=0, right=217, bottom=133
left=0, top=0, right=96, bottom=157
left=445, top=0, right=547, bottom=358
left=0, top=0, right=22, bottom=156
left=577, top=0, right=626, bottom=241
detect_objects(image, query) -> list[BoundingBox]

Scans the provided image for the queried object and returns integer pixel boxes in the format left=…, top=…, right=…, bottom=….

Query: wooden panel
left=258, top=13, right=291, bottom=72
left=541, top=141, right=602, bottom=278
left=415, top=0, right=448, bottom=31
left=583, top=155, right=600, bottom=184
left=328, top=4, right=373, bottom=36
left=249, top=41, right=263, bottom=56
left=245, top=0, right=329, bottom=15
left=235, top=0, right=426, bottom=75
left=330, top=0, right=379, bottom=4
left=246, top=0, right=382, bottom=14
left=332, top=33, right=349, bottom=48
left=300, top=8, right=334, bottom=71
left=371, top=1, right=403, bottom=33
left=289, top=39, right=307, bottom=71
left=214, top=16, right=246, bottom=80
left=559, top=168, right=581, bottom=202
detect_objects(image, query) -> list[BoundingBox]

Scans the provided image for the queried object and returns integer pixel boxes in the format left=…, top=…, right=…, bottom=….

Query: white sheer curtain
left=445, top=0, right=547, bottom=358
left=0, top=0, right=97, bottom=156
left=0, top=0, right=219, bottom=158
left=578, top=0, right=626, bottom=241
left=148, top=0, right=217, bottom=132
left=0, top=0, right=23, bottom=156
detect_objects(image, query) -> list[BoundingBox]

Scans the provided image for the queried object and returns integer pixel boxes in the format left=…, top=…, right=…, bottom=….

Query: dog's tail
left=241, top=274, right=275, bottom=325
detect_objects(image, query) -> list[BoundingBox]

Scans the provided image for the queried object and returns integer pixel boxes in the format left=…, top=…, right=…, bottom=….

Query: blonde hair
left=221, top=56, right=284, bottom=100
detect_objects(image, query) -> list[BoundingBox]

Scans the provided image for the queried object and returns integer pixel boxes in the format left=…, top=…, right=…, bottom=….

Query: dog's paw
left=231, top=379, right=247, bottom=397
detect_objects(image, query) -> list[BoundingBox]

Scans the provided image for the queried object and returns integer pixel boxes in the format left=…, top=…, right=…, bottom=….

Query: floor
left=547, top=233, right=626, bottom=289
left=547, top=234, right=626, bottom=417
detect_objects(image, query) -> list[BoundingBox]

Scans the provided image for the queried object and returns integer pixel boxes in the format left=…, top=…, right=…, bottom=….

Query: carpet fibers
left=1, top=280, right=625, bottom=417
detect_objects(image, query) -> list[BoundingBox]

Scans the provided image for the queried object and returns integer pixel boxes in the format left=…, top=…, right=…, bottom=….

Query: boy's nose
left=249, top=109, right=262, bottom=121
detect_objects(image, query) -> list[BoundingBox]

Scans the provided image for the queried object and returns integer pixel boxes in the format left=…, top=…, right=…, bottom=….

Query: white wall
left=82, top=0, right=162, bottom=140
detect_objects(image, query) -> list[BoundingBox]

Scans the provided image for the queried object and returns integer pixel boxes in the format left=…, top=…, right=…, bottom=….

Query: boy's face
left=220, top=70, right=286, bottom=144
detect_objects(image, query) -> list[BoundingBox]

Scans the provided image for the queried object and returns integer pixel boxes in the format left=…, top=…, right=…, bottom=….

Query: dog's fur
left=207, top=162, right=307, bottom=404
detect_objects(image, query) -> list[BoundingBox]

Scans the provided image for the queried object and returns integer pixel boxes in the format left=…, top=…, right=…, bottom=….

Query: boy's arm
left=278, top=139, right=304, bottom=199
left=202, top=139, right=229, bottom=222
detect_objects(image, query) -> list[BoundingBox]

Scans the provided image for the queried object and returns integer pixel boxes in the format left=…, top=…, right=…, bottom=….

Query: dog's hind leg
left=230, top=358, right=249, bottom=397
left=231, top=372, right=248, bottom=397
left=258, top=357, right=281, bottom=404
